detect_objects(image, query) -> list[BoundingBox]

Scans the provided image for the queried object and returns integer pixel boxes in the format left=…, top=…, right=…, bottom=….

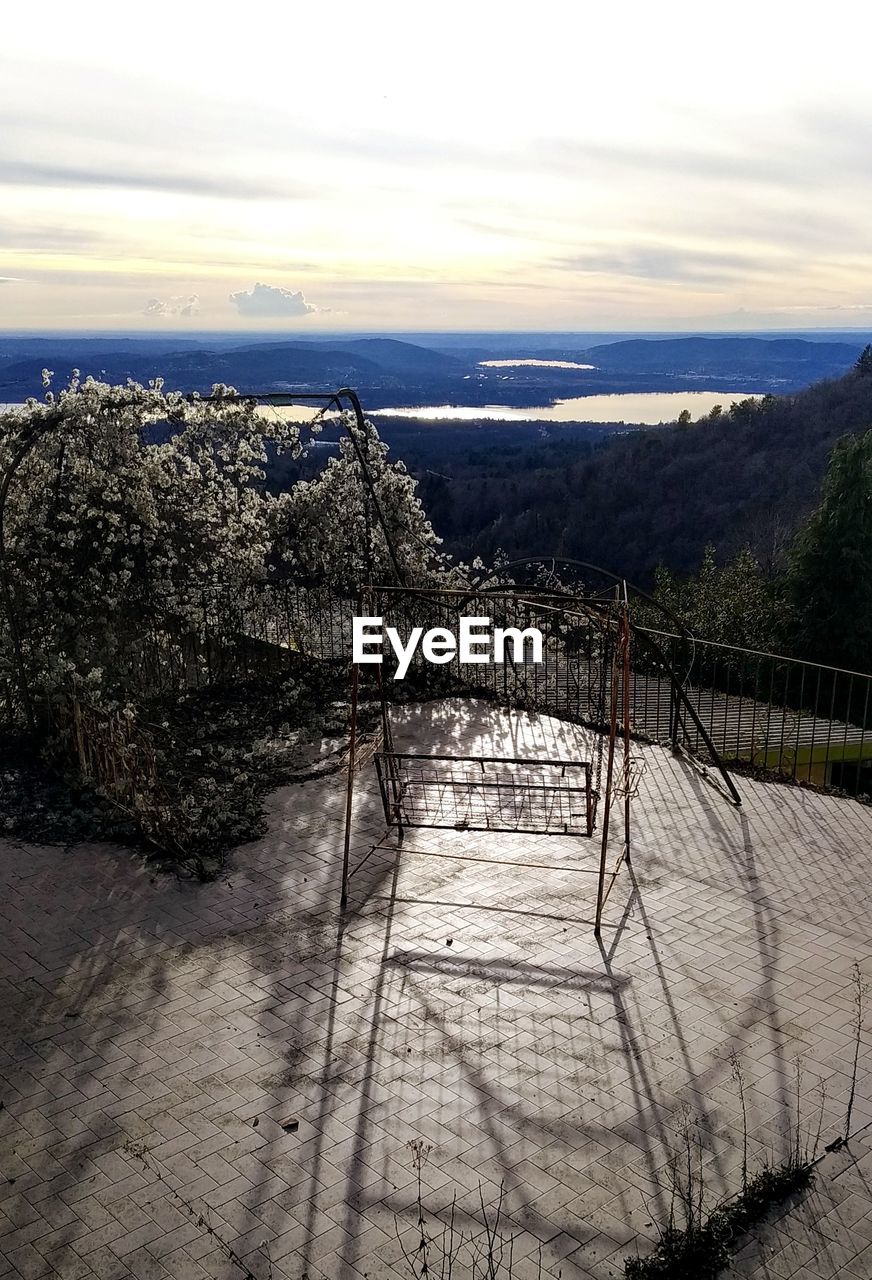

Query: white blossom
left=0, top=378, right=450, bottom=711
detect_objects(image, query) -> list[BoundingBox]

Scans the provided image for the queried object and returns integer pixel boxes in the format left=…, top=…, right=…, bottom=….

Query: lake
left=368, top=390, right=763, bottom=425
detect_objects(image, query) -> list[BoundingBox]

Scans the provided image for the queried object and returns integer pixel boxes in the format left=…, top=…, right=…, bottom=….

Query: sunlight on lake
left=477, top=359, right=596, bottom=370
left=6, top=391, right=762, bottom=429
left=367, top=390, right=763, bottom=425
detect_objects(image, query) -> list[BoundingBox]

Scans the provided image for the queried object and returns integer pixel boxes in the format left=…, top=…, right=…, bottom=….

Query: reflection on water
left=254, top=402, right=328, bottom=424
left=477, top=359, right=596, bottom=370
left=368, top=390, right=763, bottom=425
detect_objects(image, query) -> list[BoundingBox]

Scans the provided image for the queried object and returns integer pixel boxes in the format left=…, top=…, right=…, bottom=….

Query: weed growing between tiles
left=394, top=1139, right=555, bottom=1279
left=124, top=1139, right=276, bottom=1280
left=623, top=1123, right=814, bottom=1279
left=625, top=962, right=869, bottom=1278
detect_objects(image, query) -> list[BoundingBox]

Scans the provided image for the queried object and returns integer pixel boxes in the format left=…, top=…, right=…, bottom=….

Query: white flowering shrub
left=0, top=377, right=450, bottom=868
left=0, top=374, right=302, bottom=708
left=274, top=413, right=444, bottom=591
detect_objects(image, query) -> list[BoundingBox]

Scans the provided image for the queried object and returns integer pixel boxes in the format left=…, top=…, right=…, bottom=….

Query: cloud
left=0, top=158, right=308, bottom=201
left=229, top=282, right=318, bottom=318
left=556, top=245, right=761, bottom=286
left=0, top=220, right=112, bottom=251
left=144, top=294, right=200, bottom=317
left=773, top=303, right=872, bottom=313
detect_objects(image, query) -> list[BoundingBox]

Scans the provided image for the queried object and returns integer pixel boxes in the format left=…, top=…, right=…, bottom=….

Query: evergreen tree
left=786, top=430, right=872, bottom=670
left=855, top=344, right=872, bottom=376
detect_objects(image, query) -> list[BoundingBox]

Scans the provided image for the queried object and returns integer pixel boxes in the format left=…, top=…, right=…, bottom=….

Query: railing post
left=669, top=634, right=681, bottom=750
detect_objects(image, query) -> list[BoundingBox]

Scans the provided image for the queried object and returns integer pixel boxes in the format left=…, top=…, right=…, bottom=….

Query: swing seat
left=374, top=752, right=596, bottom=837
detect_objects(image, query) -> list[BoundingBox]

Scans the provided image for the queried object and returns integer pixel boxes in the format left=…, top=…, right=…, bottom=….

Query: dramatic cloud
left=144, top=295, right=200, bottom=317
left=229, top=282, right=317, bottom=318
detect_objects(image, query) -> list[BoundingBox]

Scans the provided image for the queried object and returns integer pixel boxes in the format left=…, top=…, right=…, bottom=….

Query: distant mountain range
left=0, top=337, right=462, bottom=398
left=0, top=333, right=867, bottom=403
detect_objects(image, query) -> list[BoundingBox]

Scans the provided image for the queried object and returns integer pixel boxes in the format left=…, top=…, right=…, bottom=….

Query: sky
left=2, top=1, right=872, bottom=332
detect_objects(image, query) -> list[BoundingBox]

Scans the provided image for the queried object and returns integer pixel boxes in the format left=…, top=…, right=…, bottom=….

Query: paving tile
left=4, top=701, right=872, bottom=1278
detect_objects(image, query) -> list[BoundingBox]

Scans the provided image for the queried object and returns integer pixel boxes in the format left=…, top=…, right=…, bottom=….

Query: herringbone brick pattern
left=2, top=698, right=872, bottom=1279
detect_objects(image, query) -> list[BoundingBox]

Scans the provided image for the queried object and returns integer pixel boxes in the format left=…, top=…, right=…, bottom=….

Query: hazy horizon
left=3, top=327, right=872, bottom=342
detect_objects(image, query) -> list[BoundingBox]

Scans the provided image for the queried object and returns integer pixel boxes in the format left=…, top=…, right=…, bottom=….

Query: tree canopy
left=643, top=545, right=780, bottom=651
left=785, top=429, right=872, bottom=670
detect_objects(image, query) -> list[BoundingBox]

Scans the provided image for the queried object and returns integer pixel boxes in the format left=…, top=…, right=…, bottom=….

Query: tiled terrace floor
left=3, top=699, right=872, bottom=1279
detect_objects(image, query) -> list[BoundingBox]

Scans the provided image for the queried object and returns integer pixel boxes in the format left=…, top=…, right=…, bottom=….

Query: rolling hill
left=582, top=336, right=862, bottom=381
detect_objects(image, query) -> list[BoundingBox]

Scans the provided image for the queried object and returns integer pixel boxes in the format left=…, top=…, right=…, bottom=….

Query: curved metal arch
left=224, top=387, right=407, bottom=586
left=476, top=555, right=694, bottom=641
left=2, top=387, right=740, bottom=807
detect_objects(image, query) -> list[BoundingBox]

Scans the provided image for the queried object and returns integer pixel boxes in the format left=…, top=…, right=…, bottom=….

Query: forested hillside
left=429, top=363, right=872, bottom=584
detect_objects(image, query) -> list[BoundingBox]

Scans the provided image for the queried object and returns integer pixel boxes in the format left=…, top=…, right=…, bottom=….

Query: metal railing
left=633, top=629, right=872, bottom=796
left=0, top=580, right=355, bottom=724
left=4, top=579, right=871, bottom=800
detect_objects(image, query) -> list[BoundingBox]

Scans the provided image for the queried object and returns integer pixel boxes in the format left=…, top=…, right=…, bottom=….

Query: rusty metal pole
left=340, top=659, right=360, bottom=913
left=595, top=617, right=620, bottom=936
left=622, top=599, right=632, bottom=864
left=340, top=586, right=366, bottom=912
left=585, top=763, right=593, bottom=838
left=670, top=632, right=684, bottom=750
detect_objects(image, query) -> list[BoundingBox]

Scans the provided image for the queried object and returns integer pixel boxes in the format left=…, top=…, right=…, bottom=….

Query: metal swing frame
left=340, top=584, right=634, bottom=936
left=198, top=388, right=733, bottom=938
